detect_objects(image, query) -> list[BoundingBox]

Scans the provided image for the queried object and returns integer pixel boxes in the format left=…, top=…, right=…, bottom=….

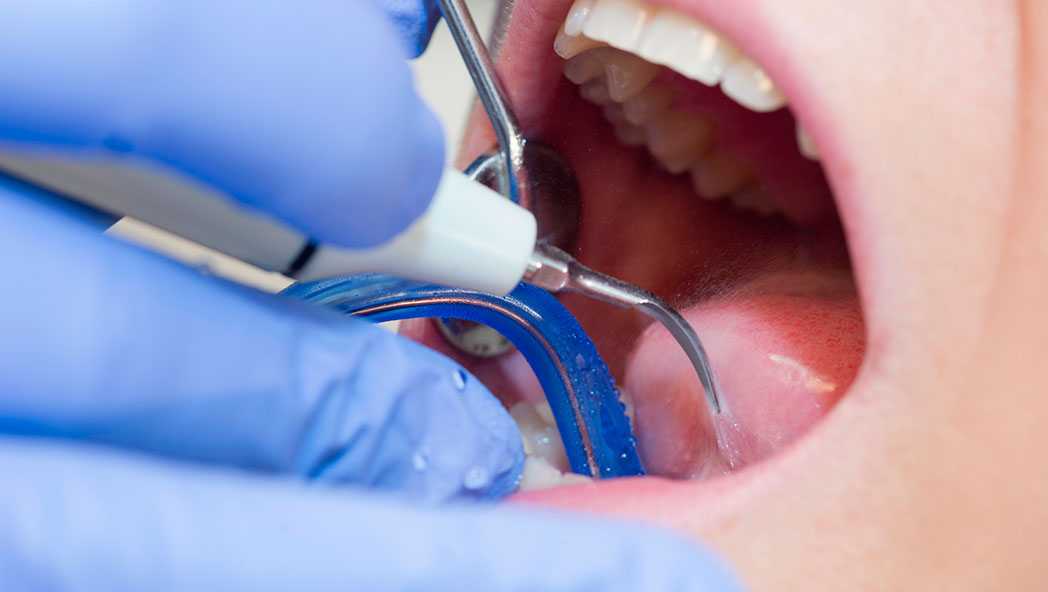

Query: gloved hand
left=0, top=1, right=742, bottom=590
left=383, top=0, right=444, bottom=57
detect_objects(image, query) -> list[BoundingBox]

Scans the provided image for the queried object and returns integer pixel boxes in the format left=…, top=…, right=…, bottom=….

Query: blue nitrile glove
left=0, top=1, right=742, bottom=590
left=383, top=0, right=443, bottom=57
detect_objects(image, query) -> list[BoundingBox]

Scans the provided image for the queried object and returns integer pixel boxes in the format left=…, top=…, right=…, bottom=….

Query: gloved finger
left=382, top=0, right=443, bottom=57
left=0, top=0, right=444, bottom=249
left=0, top=180, right=522, bottom=503
left=0, top=439, right=742, bottom=592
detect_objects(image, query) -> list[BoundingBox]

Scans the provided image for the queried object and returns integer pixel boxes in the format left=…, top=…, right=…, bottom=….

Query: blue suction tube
left=284, top=276, right=645, bottom=479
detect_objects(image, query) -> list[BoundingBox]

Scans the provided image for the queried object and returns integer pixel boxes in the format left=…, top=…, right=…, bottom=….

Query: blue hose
left=284, top=276, right=645, bottom=479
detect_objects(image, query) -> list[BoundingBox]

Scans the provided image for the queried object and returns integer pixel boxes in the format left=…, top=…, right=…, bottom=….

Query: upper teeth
left=558, top=0, right=785, bottom=113
left=555, top=0, right=821, bottom=215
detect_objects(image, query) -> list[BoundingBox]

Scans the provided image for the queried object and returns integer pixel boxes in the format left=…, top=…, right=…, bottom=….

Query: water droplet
left=463, top=466, right=490, bottom=490
left=452, top=369, right=468, bottom=391
left=412, top=451, right=429, bottom=471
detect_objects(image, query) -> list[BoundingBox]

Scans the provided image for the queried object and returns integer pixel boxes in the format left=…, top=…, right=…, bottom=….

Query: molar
left=623, top=85, right=675, bottom=125
left=580, top=78, right=614, bottom=105
left=645, top=111, right=714, bottom=174
left=690, top=151, right=755, bottom=199
left=602, top=49, right=660, bottom=102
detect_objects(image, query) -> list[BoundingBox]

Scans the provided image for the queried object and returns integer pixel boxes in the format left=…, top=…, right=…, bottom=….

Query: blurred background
left=0, top=0, right=497, bottom=291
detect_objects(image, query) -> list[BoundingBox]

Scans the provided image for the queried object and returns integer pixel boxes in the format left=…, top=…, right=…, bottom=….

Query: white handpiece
left=297, top=169, right=537, bottom=295
left=89, top=166, right=538, bottom=296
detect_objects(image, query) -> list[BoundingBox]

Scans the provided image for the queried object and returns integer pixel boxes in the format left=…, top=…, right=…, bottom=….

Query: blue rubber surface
left=285, top=276, right=645, bottom=479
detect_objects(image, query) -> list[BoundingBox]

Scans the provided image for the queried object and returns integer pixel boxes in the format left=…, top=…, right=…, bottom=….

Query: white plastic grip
left=298, top=168, right=538, bottom=295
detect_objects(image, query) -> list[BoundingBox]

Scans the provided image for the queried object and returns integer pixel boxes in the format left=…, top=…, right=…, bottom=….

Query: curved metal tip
left=634, top=299, right=724, bottom=415
left=539, top=249, right=724, bottom=416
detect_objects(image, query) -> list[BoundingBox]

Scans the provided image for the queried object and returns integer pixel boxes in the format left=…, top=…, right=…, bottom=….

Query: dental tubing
left=2, top=164, right=539, bottom=296
left=285, top=275, right=646, bottom=479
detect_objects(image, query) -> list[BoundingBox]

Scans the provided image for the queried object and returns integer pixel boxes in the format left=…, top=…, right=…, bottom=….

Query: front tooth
left=623, top=85, right=674, bottom=125
left=721, top=56, right=786, bottom=113
left=690, top=150, right=755, bottom=199
left=582, top=0, right=651, bottom=52
left=637, top=9, right=737, bottom=86
left=555, top=27, right=606, bottom=59
left=796, top=124, right=820, bottom=160
left=602, top=49, right=659, bottom=102
left=564, top=0, right=597, bottom=36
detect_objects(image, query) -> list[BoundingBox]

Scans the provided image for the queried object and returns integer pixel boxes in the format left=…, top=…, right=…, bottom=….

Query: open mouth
left=407, top=0, right=868, bottom=510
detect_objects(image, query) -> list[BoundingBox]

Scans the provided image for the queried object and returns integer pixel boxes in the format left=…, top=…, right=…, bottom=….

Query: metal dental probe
left=437, top=0, right=724, bottom=414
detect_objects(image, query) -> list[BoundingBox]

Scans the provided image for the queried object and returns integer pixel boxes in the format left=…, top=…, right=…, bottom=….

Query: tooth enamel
left=602, top=50, right=659, bottom=102
left=555, top=26, right=606, bottom=59
left=580, top=79, right=614, bottom=105
left=623, top=85, right=674, bottom=125
left=796, top=124, right=820, bottom=160
left=518, top=457, right=566, bottom=491
left=690, top=151, right=755, bottom=199
left=563, top=48, right=611, bottom=84
left=583, top=0, right=651, bottom=52
left=721, top=56, right=786, bottom=113
left=511, top=402, right=569, bottom=471
left=535, top=401, right=557, bottom=426
left=564, top=0, right=597, bottom=37
left=637, top=9, right=736, bottom=86
left=645, top=111, right=714, bottom=169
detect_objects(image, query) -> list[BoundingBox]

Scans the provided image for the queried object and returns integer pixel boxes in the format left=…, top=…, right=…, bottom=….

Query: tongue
left=625, top=269, right=864, bottom=478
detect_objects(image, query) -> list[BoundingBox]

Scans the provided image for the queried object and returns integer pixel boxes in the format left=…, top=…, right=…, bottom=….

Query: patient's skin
left=489, top=1, right=1048, bottom=589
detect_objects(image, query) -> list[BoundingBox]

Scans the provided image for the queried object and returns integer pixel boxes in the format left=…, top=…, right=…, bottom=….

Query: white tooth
left=604, top=105, right=647, bottom=146
left=563, top=49, right=610, bottom=84
left=623, top=85, right=674, bottom=125
left=637, top=9, right=737, bottom=87
left=582, top=0, right=651, bottom=52
left=510, top=403, right=569, bottom=471
left=555, top=27, right=605, bottom=59
left=564, top=0, right=597, bottom=37
left=602, top=49, right=660, bottom=102
left=645, top=111, right=714, bottom=172
left=730, top=185, right=779, bottom=216
left=721, top=56, right=786, bottom=112
left=580, top=79, right=614, bottom=105
left=690, top=150, right=754, bottom=199
left=796, top=124, right=820, bottom=160
left=518, top=457, right=566, bottom=491
left=535, top=401, right=556, bottom=426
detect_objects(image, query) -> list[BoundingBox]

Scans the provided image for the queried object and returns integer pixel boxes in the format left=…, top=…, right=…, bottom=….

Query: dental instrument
left=286, top=275, right=645, bottom=479
left=438, top=0, right=725, bottom=414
